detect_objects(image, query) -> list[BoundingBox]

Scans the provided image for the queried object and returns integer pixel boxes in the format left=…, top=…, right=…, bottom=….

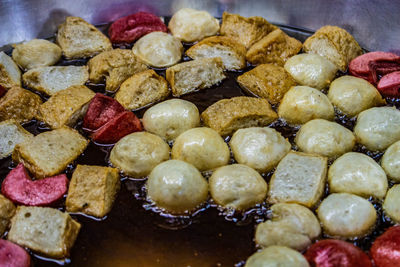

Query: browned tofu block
left=201, top=96, right=278, bottom=136
left=0, top=194, right=16, bottom=236
left=0, top=51, right=21, bottom=89
left=237, top=64, right=297, bottom=105
left=0, top=86, right=42, bottom=123
left=8, top=206, right=81, bottom=258
left=88, top=49, right=148, bottom=92
left=246, top=29, right=302, bottom=66
left=0, top=120, right=33, bottom=159
left=303, top=25, right=363, bottom=72
left=37, top=85, right=95, bottom=129
left=66, top=165, right=120, bottom=218
left=220, top=12, right=277, bottom=49
left=12, top=126, right=88, bottom=178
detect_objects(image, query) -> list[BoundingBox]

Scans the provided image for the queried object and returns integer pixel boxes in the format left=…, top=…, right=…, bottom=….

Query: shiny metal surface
left=0, top=0, right=399, bottom=52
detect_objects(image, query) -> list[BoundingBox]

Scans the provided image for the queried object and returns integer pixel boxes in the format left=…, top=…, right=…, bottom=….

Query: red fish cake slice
left=0, top=239, right=31, bottom=267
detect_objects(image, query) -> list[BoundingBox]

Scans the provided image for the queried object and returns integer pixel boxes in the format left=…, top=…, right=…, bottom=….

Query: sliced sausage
left=377, top=71, right=400, bottom=96
left=370, top=226, right=400, bottom=267
left=0, top=239, right=30, bottom=267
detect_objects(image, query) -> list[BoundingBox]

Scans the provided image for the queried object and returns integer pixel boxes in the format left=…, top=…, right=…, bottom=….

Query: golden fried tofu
left=246, top=29, right=302, bottom=66
left=37, top=85, right=95, bottom=129
left=0, top=51, right=21, bottom=89
left=220, top=12, right=277, bottom=49
left=57, top=16, right=112, bottom=59
left=237, top=64, right=297, bottom=105
left=0, top=120, right=33, bottom=159
left=66, top=165, right=120, bottom=218
left=8, top=206, right=81, bottom=258
left=12, top=126, right=88, bottom=178
left=115, top=69, right=169, bottom=110
left=88, top=49, right=148, bottom=92
left=303, top=25, right=362, bottom=72
left=0, top=194, right=16, bottom=236
left=201, top=96, right=278, bottom=136
left=0, top=86, right=42, bottom=123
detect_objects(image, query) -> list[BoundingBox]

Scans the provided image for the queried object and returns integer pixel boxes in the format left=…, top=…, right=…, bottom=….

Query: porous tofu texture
left=66, top=165, right=120, bottom=218
left=0, top=194, right=16, bottom=236
left=268, top=151, right=328, bottom=208
left=0, top=51, right=21, bottom=89
left=12, top=127, right=88, bottom=179
left=0, top=86, right=42, bottom=123
left=37, top=85, right=95, bottom=129
left=7, top=206, right=81, bottom=258
left=0, top=120, right=33, bottom=159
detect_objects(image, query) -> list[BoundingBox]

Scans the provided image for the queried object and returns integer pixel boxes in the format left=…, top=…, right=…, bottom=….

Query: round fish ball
left=382, top=140, right=400, bottom=182
left=109, top=132, right=170, bottom=177
left=284, top=53, right=338, bottom=89
left=328, top=152, right=388, bottom=199
left=147, top=160, right=208, bottom=214
left=245, top=246, right=309, bottom=267
left=354, top=107, right=400, bottom=151
left=132, top=32, right=183, bottom=68
left=328, top=75, right=385, bottom=117
left=229, top=127, right=290, bottom=173
left=209, top=164, right=267, bottom=210
left=317, top=193, right=377, bottom=239
left=278, top=86, right=335, bottom=125
left=255, top=203, right=321, bottom=251
left=171, top=127, right=230, bottom=171
left=295, top=119, right=355, bottom=159
left=142, top=99, right=200, bottom=142
left=383, top=185, right=400, bottom=223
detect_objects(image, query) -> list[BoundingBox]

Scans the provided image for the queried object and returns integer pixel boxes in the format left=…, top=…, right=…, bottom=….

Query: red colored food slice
left=108, top=11, right=167, bottom=43
left=1, top=163, right=68, bottom=206
left=0, top=239, right=31, bottom=267
left=377, top=71, right=400, bottom=97
left=304, top=239, right=372, bottom=267
left=370, top=226, right=400, bottom=267
left=83, top=93, right=125, bottom=131
left=0, top=85, right=6, bottom=98
left=91, top=111, right=142, bottom=144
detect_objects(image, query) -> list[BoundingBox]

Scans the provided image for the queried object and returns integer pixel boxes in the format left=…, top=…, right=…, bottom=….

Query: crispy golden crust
left=201, top=96, right=278, bottom=136
left=0, top=52, right=21, bottom=89
left=0, top=194, right=16, bottom=236
left=246, top=29, right=302, bottom=66
left=237, top=64, right=297, bottom=105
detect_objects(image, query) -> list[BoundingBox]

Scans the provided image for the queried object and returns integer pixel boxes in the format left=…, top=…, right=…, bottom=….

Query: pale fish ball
left=383, top=185, right=400, bottom=223
left=381, top=140, right=400, bottom=182
left=245, top=246, right=309, bottom=267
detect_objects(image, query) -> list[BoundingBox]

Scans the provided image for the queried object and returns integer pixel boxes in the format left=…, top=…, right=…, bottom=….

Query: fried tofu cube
left=0, top=51, right=21, bottom=89
left=0, top=194, right=16, bottom=236
left=201, top=96, right=278, bottom=136
left=12, top=127, right=88, bottom=178
left=237, top=64, right=297, bottom=105
left=37, top=85, right=95, bottom=129
left=220, top=12, right=277, bottom=49
left=57, top=16, right=112, bottom=59
left=66, top=165, right=120, bottom=217
left=268, top=151, right=327, bottom=208
left=246, top=29, right=302, bottom=66
left=0, top=86, right=42, bottom=123
left=7, top=206, right=81, bottom=258
left=0, top=120, right=33, bottom=159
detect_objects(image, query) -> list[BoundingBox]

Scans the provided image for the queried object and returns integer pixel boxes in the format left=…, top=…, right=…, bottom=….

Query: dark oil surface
left=1, top=21, right=400, bottom=267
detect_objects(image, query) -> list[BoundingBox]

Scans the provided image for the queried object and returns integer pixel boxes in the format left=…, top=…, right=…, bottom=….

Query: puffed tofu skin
left=66, top=165, right=120, bottom=218
left=237, top=64, right=297, bottom=105
left=57, top=16, right=112, bottom=59
left=220, top=12, right=277, bottom=49
left=0, top=51, right=21, bottom=89
left=268, top=151, right=327, bottom=208
left=0, top=86, right=42, bottom=123
left=246, top=29, right=302, bottom=66
left=88, top=49, right=148, bottom=92
left=0, top=194, right=16, bottom=236
left=37, top=85, right=95, bottom=129
left=201, top=96, right=278, bottom=136
left=303, top=25, right=362, bottom=72
left=12, top=127, right=88, bottom=179
left=7, top=206, right=81, bottom=258
left=0, top=120, right=33, bottom=159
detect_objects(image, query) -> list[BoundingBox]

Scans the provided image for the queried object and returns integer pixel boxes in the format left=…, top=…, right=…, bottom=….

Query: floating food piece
left=1, top=163, right=68, bottom=206
left=304, top=239, right=372, bottom=267
left=278, top=86, right=335, bottom=125
left=236, top=64, right=297, bottom=105
left=0, top=51, right=21, bottom=89
left=0, top=120, right=33, bottom=159
left=317, top=193, right=376, bottom=239
left=383, top=185, right=400, bottom=223
left=147, top=160, right=208, bottom=214
left=142, top=99, right=200, bottom=142
left=57, top=16, right=112, bottom=59
left=229, top=127, right=290, bottom=173
left=109, top=11, right=167, bottom=43
left=370, top=226, right=400, bottom=267
left=0, top=194, right=15, bottom=236
left=0, top=239, right=31, bottom=267
left=132, top=32, right=183, bottom=68
left=12, top=39, right=62, bottom=70
left=245, top=246, right=309, bottom=267
left=303, top=25, right=362, bottom=71
left=377, top=71, right=400, bottom=96
left=255, top=203, right=321, bottom=251
left=381, top=140, right=400, bottom=182
left=168, top=8, right=219, bottom=43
